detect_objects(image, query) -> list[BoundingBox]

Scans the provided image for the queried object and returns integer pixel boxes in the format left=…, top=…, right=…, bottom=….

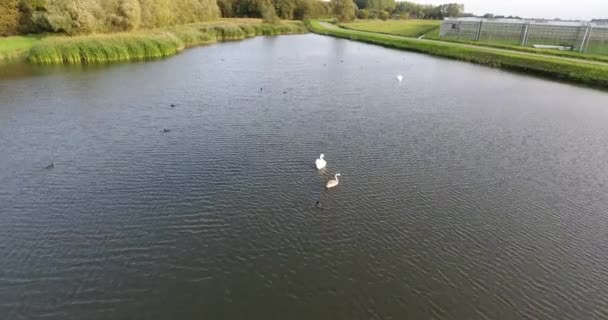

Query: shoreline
left=308, top=20, right=608, bottom=90
left=0, top=20, right=307, bottom=65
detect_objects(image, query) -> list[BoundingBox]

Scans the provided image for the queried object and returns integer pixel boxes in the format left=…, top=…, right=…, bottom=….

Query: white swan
left=397, top=75, right=403, bottom=82
left=316, top=154, right=327, bottom=170
left=326, top=173, right=341, bottom=189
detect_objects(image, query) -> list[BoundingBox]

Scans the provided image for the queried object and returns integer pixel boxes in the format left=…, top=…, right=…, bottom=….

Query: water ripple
left=1, top=34, right=608, bottom=320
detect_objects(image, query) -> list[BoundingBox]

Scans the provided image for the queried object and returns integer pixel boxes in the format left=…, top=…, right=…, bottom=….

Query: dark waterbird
left=171, top=104, right=176, bottom=108
left=45, top=162, right=55, bottom=169
left=163, top=129, right=171, bottom=133
left=315, top=201, right=323, bottom=209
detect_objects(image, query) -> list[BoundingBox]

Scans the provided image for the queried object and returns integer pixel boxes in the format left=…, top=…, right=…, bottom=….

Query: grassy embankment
left=0, top=19, right=307, bottom=64
left=340, top=19, right=608, bottom=64
left=308, top=20, right=608, bottom=89
left=434, top=38, right=608, bottom=64
left=0, top=35, right=42, bottom=61
left=341, top=19, right=440, bottom=38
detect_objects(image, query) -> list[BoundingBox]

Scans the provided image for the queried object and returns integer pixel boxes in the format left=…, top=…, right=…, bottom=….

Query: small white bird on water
left=397, top=75, right=404, bottom=82
left=316, top=154, right=327, bottom=170
left=326, top=173, right=341, bottom=189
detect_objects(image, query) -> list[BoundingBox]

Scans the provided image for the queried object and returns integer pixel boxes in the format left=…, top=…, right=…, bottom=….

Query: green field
left=0, top=19, right=307, bottom=64
left=0, top=35, right=45, bottom=61
left=341, top=19, right=441, bottom=38
left=308, top=20, right=608, bottom=89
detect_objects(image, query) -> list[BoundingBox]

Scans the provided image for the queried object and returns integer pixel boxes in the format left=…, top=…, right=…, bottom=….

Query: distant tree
left=19, top=0, right=103, bottom=34
left=354, top=0, right=395, bottom=11
left=273, top=0, right=296, bottom=19
left=331, top=0, right=356, bottom=22
left=257, top=0, right=279, bottom=22
left=390, top=2, right=465, bottom=19
left=17, top=0, right=220, bottom=34
left=378, top=9, right=389, bottom=20
left=304, top=0, right=332, bottom=19
left=175, top=0, right=220, bottom=24
left=293, top=0, right=331, bottom=19
left=292, top=0, right=313, bottom=19
left=392, top=2, right=421, bottom=19
left=217, top=0, right=234, bottom=17
left=369, top=0, right=395, bottom=11
left=110, top=0, right=142, bottom=31
left=367, top=9, right=384, bottom=19
left=443, top=3, right=463, bottom=17
left=356, top=8, right=369, bottom=19
left=215, top=0, right=332, bottom=20
left=0, top=0, right=20, bottom=35
left=482, top=13, right=494, bottom=19
left=138, top=0, right=173, bottom=28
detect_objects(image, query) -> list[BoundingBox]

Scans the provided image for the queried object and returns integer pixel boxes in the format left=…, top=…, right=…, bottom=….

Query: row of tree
left=0, top=0, right=335, bottom=35
left=218, top=0, right=331, bottom=21
left=354, top=0, right=395, bottom=11
left=0, top=0, right=465, bottom=36
left=393, top=2, right=463, bottom=19
left=1, top=0, right=221, bottom=35
left=331, top=0, right=464, bottom=22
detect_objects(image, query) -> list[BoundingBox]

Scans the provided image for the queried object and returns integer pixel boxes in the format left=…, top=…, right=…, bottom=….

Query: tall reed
left=26, top=21, right=307, bottom=64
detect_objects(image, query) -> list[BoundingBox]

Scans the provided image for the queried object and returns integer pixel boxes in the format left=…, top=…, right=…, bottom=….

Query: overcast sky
left=407, top=0, right=607, bottom=20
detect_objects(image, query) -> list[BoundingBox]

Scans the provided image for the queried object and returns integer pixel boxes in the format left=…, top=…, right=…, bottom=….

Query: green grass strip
left=429, top=37, right=608, bottom=64
left=341, top=19, right=441, bottom=38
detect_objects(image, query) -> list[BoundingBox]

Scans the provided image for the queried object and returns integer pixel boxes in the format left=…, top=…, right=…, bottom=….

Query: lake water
left=1, top=34, right=608, bottom=320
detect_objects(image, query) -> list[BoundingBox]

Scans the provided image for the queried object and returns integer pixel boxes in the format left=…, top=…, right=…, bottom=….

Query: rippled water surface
left=1, top=34, right=608, bottom=320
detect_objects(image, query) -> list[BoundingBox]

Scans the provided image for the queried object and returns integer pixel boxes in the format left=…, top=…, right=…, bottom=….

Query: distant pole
left=580, top=25, right=590, bottom=53
left=476, top=20, right=483, bottom=41
left=521, top=22, right=530, bottom=47
left=583, top=26, right=594, bottom=53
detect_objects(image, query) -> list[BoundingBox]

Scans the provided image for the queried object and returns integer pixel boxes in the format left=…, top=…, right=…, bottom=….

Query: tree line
left=0, top=0, right=464, bottom=36
left=330, top=0, right=464, bottom=22
left=1, top=0, right=221, bottom=35
left=347, top=1, right=464, bottom=22
left=0, top=0, right=332, bottom=35
left=217, top=0, right=331, bottom=21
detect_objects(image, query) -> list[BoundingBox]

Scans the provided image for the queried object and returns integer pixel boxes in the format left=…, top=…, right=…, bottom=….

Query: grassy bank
left=340, top=19, right=440, bottom=38
left=308, top=20, right=608, bottom=89
left=0, top=35, right=44, bottom=61
left=429, top=38, right=608, bottom=64
left=339, top=19, right=608, bottom=64
left=0, top=19, right=307, bottom=64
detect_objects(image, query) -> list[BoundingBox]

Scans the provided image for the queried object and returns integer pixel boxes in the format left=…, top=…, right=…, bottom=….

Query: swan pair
left=315, top=154, right=341, bottom=189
